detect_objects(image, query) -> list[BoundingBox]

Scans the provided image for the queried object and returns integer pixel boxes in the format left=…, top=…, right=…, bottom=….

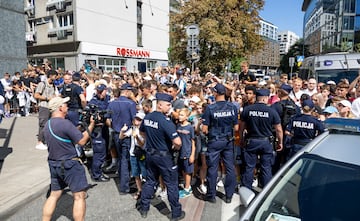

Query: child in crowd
left=196, top=102, right=208, bottom=195
left=119, top=112, right=146, bottom=200
left=177, top=108, right=195, bottom=198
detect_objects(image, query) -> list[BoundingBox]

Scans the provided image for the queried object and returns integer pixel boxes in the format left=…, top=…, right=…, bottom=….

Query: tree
left=169, top=0, right=265, bottom=73
left=280, top=39, right=312, bottom=74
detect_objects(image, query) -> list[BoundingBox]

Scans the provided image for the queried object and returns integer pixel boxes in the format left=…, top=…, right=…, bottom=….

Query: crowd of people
left=2, top=60, right=360, bottom=220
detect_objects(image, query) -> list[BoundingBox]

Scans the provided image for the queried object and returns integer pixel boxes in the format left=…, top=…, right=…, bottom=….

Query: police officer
left=106, top=83, right=137, bottom=194
left=61, top=72, right=86, bottom=126
left=138, top=92, right=185, bottom=221
left=202, top=83, right=238, bottom=203
left=271, top=84, right=300, bottom=173
left=87, top=83, right=110, bottom=182
left=240, top=89, right=283, bottom=190
left=285, top=99, right=324, bottom=159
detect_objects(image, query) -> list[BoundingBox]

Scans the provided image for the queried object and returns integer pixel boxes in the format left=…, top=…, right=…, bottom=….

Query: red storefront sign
left=116, top=47, right=150, bottom=58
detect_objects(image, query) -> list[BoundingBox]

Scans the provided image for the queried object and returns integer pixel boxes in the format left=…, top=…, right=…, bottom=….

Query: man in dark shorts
left=42, top=96, right=95, bottom=221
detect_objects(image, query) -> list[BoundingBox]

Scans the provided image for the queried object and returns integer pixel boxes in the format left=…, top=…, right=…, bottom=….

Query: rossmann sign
left=116, top=47, right=150, bottom=58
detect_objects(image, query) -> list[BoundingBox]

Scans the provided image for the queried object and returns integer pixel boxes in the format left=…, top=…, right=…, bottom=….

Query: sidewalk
left=0, top=115, right=49, bottom=220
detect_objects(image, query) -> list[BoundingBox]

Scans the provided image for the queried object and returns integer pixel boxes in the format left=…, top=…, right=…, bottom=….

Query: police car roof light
left=324, top=118, right=360, bottom=133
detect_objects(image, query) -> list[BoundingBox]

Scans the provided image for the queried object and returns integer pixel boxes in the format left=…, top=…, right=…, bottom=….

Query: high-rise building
left=248, top=19, right=280, bottom=72
left=259, top=19, right=278, bottom=41
left=0, top=1, right=27, bottom=76
left=302, top=0, right=360, bottom=55
left=278, top=31, right=300, bottom=55
left=24, top=0, right=169, bottom=72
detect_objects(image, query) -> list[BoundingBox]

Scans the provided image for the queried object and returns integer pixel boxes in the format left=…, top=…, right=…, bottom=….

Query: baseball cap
left=96, top=84, right=107, bottom=91
left=176, top=69, right=184, bottom=75
left=256, top=89, right=270, bottom=97
left=323, top=106, right=339, bottom=114
left=211, top=84, right=226, bottom=95
left=302, top=99, right=315, bottom=109
left=120, top=83, right=133, bottom=90
left=338, top=99, right=352, bottom=108
left=189, top=96, right=201, bottom=103
left=155, top=92, right=173, bottom=103
left=327, top=80, right=336, bottom=85
left=48, top=97, right=70, bottom=112
left=134, top=112, right=145, bottom=120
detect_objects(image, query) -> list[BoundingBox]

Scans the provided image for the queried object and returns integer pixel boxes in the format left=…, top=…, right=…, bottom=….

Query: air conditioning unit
left=55, top=1, right=66, bottom=12
left=56, top=30, right=67, bottom=39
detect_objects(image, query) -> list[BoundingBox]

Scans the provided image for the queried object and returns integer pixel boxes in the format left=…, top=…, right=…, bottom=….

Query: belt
left=147, top=148, right=171, bottom=157
left=247, top=137, right=269, bottom=140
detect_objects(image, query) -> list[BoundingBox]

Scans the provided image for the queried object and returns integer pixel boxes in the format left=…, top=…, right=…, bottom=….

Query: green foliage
left=280, top=39, right=312, bottom=74
left=169, top=0, right=265, bottom=73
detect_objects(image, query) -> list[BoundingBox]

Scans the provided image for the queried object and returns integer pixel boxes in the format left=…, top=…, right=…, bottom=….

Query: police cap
left=155, top=92, right=173, bottom=103
left=120, top=83, right=133, bottom=90
left=280, top=84, right=293, bottom=94
left=256, top=88, right=270, bottom=97
left=211, top=83, right=226, bottom=95
left=72, top=72, right=81, bottom=81
left=302, top=99, right=314, bottom=109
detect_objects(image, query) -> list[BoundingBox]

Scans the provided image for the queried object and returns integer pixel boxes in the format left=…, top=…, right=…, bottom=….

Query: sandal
left=133, top=191, right=141, bottom=200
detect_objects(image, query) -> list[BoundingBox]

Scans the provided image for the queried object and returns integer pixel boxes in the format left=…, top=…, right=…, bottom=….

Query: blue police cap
left=302, top=99, right=314, bottom=109
left=120, top=83, right=133, bottom=90
left=211, top=83, right=226, bottom=95
left=256, top=89, right=270, bottom=97
left=96, top=84, right=106, bottom=91
left=155, top=92, right=173, bottom=103
left=72, top=72, right=81, bottom=81
left=280, top=84, right=293, bottom=94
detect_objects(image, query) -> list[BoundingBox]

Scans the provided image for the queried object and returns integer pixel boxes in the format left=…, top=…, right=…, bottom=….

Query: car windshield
left=252, top=154, right=360, bottom=221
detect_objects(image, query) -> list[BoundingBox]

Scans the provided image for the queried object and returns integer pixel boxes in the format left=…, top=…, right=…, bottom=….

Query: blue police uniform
left=87, top=93, right=110, bottom=180
left=240, top=91, right=281, bottom=189
left=286, top=114, right=324, bottom=158
left=107, top=87, right=137, bottom=192
left=139, top=93, right=183, bottom=219
left=61, top=82, right=84, bottom=126
left=202, top=100, right=238, bottom=202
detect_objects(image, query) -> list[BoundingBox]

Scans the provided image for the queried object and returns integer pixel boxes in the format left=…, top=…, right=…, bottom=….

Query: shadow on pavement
left=0, top=118, right=17, bottom=174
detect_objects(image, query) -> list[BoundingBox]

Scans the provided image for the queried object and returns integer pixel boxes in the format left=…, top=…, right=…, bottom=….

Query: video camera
left=79, top=104, right=111, bottom=125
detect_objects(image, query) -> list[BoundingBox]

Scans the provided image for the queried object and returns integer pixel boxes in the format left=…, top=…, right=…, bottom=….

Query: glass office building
left=302, top=0, right=360, bottom=54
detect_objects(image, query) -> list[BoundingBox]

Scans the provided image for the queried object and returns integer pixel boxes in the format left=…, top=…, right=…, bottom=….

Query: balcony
left=48, top=25, right=73, bottom=40
left=46, top=0, right=67, bottom=12
left=24, top=4, right=35, bottom=18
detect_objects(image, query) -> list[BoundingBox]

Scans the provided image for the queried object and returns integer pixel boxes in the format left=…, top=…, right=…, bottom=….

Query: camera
left=79, top=104, right=111, bottom=125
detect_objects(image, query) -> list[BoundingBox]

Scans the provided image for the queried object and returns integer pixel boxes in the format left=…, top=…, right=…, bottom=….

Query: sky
left=260, top=0, right=305, bottom=37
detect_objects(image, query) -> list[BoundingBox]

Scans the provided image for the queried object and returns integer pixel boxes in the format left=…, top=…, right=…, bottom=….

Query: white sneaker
left=252, top=178, right=258, bottom=188
left=35, top=143, right=48, bottom=150
left=159, top=190, right=167, bottom=199
left=217, top=179, right=224, bottom=187
left=197, top=184, right=207, bottom=195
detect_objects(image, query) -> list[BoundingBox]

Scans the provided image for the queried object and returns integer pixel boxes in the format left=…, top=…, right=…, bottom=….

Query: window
left=58, top=13, right=73, bottom=28
left=98, top=57, right=126, bottom=72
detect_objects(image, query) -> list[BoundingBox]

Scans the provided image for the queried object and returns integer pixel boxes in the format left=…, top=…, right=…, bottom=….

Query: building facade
left=302, top=0, right=360, bottom=55
left=248, top=19, right=280, bottom=72
left=0, top=0, right=27, bottom=76
left=25, top=0, right=169, bottom=72
left=278, top=31, right=300, bottom=55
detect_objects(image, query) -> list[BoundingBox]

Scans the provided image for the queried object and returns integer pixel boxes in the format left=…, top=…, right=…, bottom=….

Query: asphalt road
left=6, top=170, right=244, bottom=221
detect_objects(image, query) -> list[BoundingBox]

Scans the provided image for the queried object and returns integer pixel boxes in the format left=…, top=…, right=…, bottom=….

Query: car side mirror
left=239, top=186, right=256, bottom=207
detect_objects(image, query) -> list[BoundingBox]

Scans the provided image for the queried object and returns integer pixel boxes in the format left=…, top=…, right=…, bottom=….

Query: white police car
left=239, top=118, right=360, bottom=221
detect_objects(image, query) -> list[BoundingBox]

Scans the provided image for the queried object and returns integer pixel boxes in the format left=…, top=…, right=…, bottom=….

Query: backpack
left=280, top=99, right=297, bottom=129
